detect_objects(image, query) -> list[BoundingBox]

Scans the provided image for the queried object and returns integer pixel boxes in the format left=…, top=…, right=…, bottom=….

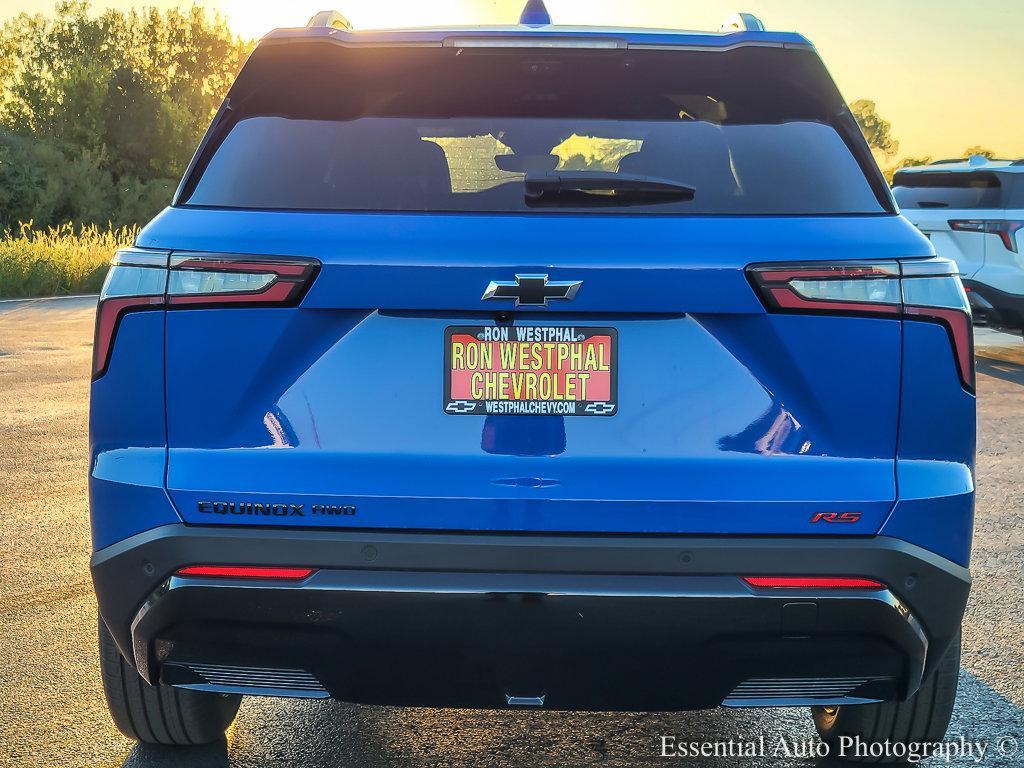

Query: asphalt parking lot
left=1, top=296, right=1022, bottom=767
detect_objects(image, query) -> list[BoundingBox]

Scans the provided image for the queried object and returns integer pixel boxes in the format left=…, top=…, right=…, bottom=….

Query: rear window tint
left=893, top=170, right=1006, bottom=210
left=187, top=116, right=882, bottom=215
left=1008, top=176, right=1024, bottom=209
left=183, top=46, right=885, bottom=216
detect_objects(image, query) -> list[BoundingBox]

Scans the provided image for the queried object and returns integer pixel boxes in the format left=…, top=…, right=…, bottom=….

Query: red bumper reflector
left=743, top=576, right=884, bottom=590
left=175, top=565, right=315, bottom=580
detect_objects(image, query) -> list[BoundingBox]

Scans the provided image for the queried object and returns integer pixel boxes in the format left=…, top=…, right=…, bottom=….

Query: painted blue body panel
left=881, top=322, right=977, bottom=566
left=91, top=207, right=975, bottom=559
left=89, top=312, right=180, bottom=549
left=137, top=209, right=930, bottom=313
left=163, top=310, right=899, bottom=534
left=139, top=209, right=912, bottom=537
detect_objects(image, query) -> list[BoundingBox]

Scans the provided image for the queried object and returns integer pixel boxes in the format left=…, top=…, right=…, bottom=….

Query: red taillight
left=92, top=250, right=319, bottom=380
left=92, top=294, right=165, bottom=379
left=743, top=576, right=884, bottom=590
left=175, top=565, right=316, bottom=580
left=752, top=263, right=901, bottom=284
left=950, top=219, right=1023, bottom=253
left=167, top=255, right=319, bottom=307
left=747, top=258, right=975, bottom=392
left=92, top=249, right=170, bottom=380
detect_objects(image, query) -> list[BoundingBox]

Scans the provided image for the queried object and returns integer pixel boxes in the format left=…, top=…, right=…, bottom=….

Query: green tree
left=878, top=156, right=933, bottom=184
left=897, top=156, right=932, bottom=169
left=849, top=99, right=899, bottom=158
left=560, top=152, right=591, bottom=171
left=0, top=134, right=48, bottom=228
left=962, top=146, right=996, bottom=160
left=0, top=1, right=252, bottom=229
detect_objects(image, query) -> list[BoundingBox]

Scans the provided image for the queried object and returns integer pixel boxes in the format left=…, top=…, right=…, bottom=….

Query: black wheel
left=98, top=618, right=241, bottom=745
left=813, top=632, right=961, bottom=764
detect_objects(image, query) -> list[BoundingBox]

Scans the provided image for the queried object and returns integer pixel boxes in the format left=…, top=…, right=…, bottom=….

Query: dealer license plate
left=444, top=326, right=617, bottom=416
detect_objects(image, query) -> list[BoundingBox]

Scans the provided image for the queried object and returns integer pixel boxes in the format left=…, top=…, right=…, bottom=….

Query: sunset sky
left=6, top=0, right=1024, bottom=162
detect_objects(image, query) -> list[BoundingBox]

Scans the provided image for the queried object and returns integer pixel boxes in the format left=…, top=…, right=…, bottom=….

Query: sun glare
left=214, top=0, right=502, bottom=40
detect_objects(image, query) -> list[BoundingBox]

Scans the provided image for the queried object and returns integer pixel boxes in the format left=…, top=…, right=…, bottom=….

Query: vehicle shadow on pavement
left=121, top=739, right=228, bottom=768
left=976, top=354, right=1024, bottom=387
left=117, top=669, right=1024, bottom=767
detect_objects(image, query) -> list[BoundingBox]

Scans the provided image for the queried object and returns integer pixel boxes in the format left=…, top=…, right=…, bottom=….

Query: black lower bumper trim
left=964, top=279, right=1024, bottom=332
left=92, top=525, right=970, bottom=711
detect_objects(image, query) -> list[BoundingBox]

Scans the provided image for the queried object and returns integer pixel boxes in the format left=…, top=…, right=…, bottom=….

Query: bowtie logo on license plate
left=482, top=274, right=582, bottom=307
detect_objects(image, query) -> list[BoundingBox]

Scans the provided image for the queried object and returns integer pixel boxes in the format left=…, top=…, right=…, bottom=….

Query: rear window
left=183, top=45, right=886, bottom=216
left=1008, top=176, right=1024, bottom=209
left=893, top=170, right=1007, bottom=210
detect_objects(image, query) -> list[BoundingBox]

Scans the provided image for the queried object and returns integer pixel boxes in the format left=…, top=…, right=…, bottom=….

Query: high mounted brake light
left=444, top=37, right=624, bottom=49
left=92, top=250, right=319, bottom=380
left=747, top=258, right=974, bottom=392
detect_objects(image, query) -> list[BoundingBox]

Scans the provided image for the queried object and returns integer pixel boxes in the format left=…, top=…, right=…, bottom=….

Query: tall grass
left=0, top=223, right=136, bottom=298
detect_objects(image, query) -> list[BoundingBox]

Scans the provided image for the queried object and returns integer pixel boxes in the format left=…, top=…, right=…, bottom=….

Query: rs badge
left=810, top=512, right=862, bottom=524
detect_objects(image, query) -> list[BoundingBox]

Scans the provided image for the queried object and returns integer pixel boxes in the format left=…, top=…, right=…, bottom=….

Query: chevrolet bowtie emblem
left=481, top=274, right=582, bottom=307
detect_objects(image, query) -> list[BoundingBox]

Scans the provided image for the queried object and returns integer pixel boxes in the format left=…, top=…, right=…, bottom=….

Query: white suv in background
left=894, top=156, right=1024, bottom=333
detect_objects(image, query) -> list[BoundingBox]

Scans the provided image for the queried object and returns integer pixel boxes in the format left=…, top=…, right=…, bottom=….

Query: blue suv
left=90, top=6, right=975, bottom=760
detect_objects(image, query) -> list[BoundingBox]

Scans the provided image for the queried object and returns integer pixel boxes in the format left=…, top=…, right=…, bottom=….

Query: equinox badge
left=482, top=274, right=582, bottom=307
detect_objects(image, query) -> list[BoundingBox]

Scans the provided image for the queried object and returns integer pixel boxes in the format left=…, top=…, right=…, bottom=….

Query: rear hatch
left=149, top=30, right=927, bottom=536
left=893, top=167, right=1019, bottom=281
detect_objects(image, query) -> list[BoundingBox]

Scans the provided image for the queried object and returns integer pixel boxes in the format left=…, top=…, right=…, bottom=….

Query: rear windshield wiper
left=524, top=172, right=696, bottom=207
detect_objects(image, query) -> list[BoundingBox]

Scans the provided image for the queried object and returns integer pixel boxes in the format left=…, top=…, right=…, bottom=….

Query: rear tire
left=98, top=618, right=241, bottom=745
left=812, top=632, right=961, bottom=763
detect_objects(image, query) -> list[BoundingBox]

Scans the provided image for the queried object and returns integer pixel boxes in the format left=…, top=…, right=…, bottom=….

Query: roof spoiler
left=305, top=7, right=764, bottom=35
left=930, top=156, right=1014, bottom=167
left=719, top=12, right=766, bottom=32
left=307, top=10, right=352, bottom=30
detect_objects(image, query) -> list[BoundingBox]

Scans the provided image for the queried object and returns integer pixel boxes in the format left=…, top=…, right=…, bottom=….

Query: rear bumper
left=92, top=525, right=970, bottom=711
left=964, top=279, right=1024, bottom=332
